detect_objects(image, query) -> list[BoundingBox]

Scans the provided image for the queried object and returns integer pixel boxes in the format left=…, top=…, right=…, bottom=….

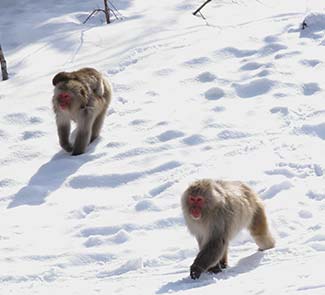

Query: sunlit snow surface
left=1, top=0, right=325, bottom=294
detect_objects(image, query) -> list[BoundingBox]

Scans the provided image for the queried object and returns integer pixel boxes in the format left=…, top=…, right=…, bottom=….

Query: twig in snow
left=193, top=0, right=212, bottom=17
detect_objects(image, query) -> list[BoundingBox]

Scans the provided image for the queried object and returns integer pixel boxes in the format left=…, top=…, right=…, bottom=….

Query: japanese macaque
left=181, top=179, right=275, bottom=280
left=52, top=67, right=112, bottom=155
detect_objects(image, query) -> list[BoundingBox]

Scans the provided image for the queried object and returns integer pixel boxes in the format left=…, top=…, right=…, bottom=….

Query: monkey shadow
left=156, top=252, right=264, bottom=294
left=7, top=141, right=101, bottom=209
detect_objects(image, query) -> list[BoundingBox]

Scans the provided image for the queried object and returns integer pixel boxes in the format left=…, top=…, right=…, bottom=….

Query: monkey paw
left=190, top=264, right=203, bottom=280
left=208, top=264, right=223, bottom=274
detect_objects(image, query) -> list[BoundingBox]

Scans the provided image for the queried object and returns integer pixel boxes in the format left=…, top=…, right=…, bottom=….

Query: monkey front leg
left=56, top=114, right=72, bottom=152
left=190, top=237, right=227, bottom=280
left=72, top=107, right=95, bottom=156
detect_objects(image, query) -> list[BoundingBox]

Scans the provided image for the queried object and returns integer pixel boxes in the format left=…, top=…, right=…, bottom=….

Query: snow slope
left=1, top=0, right=325, bottom=294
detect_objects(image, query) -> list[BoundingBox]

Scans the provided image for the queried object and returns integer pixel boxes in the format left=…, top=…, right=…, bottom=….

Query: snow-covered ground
left=1, top=0, right=325, bottom=294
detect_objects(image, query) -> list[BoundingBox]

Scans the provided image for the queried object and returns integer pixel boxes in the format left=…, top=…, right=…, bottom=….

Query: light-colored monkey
left=181, top=179, right=275, bottom=279
left=52, top=67, right=112, bottom=155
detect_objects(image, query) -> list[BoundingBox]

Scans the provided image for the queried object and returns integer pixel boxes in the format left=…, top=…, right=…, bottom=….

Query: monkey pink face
left=57, top=92, right=71, bottom=109
left=188, top=195, right=205, bottom=220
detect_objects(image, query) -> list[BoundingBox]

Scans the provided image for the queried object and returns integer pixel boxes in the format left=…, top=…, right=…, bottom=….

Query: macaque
left=181, top=179, right=275, bottom=280
left=52, top=67, right=112, bottom=155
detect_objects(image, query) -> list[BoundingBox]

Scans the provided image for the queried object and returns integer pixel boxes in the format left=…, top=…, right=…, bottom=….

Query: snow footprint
left=233, top=78, right=275, bottom=98
left=300, top=59, right=321, bottom=67
left=218, top=47, right=257, bottom=58
left=240, top=62, right=264, bottom=71
left=204, top=87, right=225, bottom=100
left=183, top=56, right=211, bottom=67
left=262, top=181, right=293, bottom=199
left=4, top=113, right=42, bottom=125
left=301, top=122, right=325, bottom=140
left=302, top=83, right=321, bottom=96
left=84, top=229, right=130, bottom=248
left=196, top=72, right=216, bottom=83
left=21, top=130, right=46, bottom=140
left=182, top=134, right=205, bottom=145
left=157, top=130, right=185, bottom=142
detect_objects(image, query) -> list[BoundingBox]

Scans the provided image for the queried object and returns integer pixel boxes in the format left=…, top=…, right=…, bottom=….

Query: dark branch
left=0, top=45, right=8, bottom=81
left=193, top=0, right=212, bottom=16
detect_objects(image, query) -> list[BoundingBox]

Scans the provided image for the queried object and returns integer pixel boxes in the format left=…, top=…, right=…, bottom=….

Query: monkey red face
left=58, top=92, right=71, bottom=109
left=188, top=195, right=205, bottom=220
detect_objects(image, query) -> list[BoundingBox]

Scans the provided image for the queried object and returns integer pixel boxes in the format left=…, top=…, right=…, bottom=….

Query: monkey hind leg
left=249, top=204, right=275, bottom=251
left=208, top=248, right=228, bottom=273
left=90, top=110, right=106, bottom=143
left=72, top=107, right=95, bottom=155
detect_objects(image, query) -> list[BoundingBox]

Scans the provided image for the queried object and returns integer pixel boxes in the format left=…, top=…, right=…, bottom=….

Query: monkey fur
left=181, top=179, right=275, bottom=279
left=52, top=67, right=112, bottom=155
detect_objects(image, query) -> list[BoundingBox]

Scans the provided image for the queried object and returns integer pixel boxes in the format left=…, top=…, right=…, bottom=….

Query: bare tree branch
left=193, top=0, right=212, bottom=16
left=84, top=0, right=112, bottom=24
left=103, top=0, right=110, bottom=24
left=0, top=44, right=8, bottom=81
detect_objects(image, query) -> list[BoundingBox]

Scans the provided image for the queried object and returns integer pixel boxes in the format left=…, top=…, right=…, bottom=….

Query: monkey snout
left=58, top=93, right=71, bottom=108
left=59, top=92, right=70, bottom=100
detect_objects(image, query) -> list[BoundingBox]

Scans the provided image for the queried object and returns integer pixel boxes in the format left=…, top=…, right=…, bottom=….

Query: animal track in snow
left=301, top=122, right=325, bottom=140
left=300, top=59, right=321, bottom=67
left=240, top=62, right=264, bottom=71
left=270, top=106, right=289, bottom=116
left=97, top=258, right=143, bottom=278
left=84, top=229, right=130, bottom=248
left=154, top=68, right=174, bottom=76
left=298, top=210, right=313, bottom=219
left=259, top=43, right=287, bottom=56
left=204, top=87, right=225, bottom=100
left=307, top=190, right=325, bottom=201
left=182, top=134, right=205, bottom=146
left=135, top=199, right=160, bottom=211
left=80, top=216, right=183, bottom=238
left=157, top=130, right=185, bottom=142
left=212, top=106, right=226, bottom=112
left=274, top=51, right=300, bottom=59
left=262, top=180, right=293, bottom=199
left=149, top=181, right=174, bottom=197
left=81, top=224, right=138, bottom=238
left=4, top=113, right=42, bottom=125
left=255, top=69, right=272, bottom=78
left=183, top=56, right=211, bottom=66
left=265, top=168, right=296, bottom=178
left=196, top=72, right=216, bottom=82
left=219, top=47, right=257, bottom=58
left=263, top=35, right=280, bottom=43
left=0, top=129, right=8, bottom=139
left=233, top=78, right=275, bottom=98
left=129, top=119, right=147, bottom=126
left=113, top=146, right=168, bottom=160
left=302, top=83, right=321, bottom=96
left=217, top=129, right=250, bottom=140
left=21, top=130, right=46, bottom=140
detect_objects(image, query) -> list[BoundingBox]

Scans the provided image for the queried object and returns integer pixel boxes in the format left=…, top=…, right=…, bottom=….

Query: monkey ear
left=52, top=72, right=71, bottom=86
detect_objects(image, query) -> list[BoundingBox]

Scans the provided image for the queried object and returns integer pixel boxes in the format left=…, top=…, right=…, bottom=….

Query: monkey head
left=52, top=72, right=89, bottom=110
left=183, top=179, right=219, bottom=221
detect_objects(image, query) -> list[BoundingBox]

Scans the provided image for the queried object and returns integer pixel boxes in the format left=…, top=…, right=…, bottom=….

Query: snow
left=1, top=0, right=325, bottom=294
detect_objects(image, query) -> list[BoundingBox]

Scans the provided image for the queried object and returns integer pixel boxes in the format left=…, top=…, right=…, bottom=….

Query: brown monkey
left=181, top=179, right=275, bottom=280
left=52, top=67, right=112, bottom=155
